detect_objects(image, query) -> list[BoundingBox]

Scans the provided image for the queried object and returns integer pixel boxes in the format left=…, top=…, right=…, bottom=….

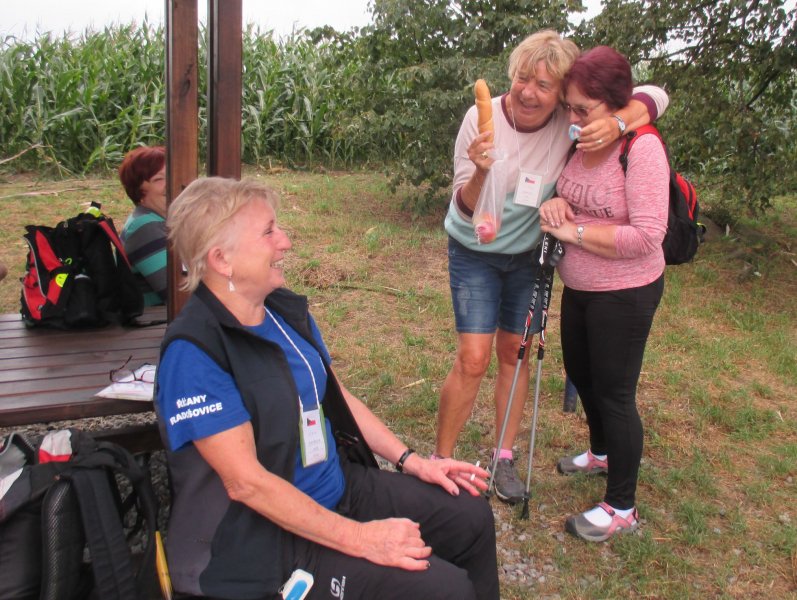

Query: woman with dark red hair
left=118, top=145, right=168, bottom=306
left=539, top=46, right=669, bottom=542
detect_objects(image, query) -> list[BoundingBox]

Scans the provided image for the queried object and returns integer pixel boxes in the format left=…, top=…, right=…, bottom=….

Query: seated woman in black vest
left=156, top=177, right=499, bottom=600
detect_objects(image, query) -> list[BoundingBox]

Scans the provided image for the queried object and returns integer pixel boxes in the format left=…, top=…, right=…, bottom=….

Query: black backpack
left=0, top=429, right=160, bottom=600
left=619, top=125, right=707, bottom=265
left=20, top=202, right=144, bottom=328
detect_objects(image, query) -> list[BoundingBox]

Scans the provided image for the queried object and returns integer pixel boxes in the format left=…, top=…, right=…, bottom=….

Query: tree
left=583, top=0, right=797, bottom=222
left=359, top=0, right=582, bottom=211
left=361, top=0, right=796, bottom=221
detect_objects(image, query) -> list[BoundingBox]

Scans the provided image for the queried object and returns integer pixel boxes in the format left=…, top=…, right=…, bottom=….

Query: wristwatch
left=576, top=225, right=585, bottom=246
left=612, top=114, right=626, bottom=135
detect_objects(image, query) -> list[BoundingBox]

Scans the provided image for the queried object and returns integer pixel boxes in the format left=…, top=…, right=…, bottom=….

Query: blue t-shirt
left=157, top=310, right=346, bottom=509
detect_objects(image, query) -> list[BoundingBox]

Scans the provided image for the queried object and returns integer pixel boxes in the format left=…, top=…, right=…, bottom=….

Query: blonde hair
left=507, top=30, right=580, bottom=89
left=167, top=177, right=280, bottom=292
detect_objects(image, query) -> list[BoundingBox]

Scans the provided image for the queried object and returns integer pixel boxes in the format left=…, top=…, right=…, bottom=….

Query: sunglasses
left=564, top=100, right=604, bottom=118
left=110, top=355, right=156, bottom=384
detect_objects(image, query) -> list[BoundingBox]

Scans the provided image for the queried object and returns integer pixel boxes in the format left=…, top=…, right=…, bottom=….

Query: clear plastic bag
left=473, top=152, right=508, bottom=245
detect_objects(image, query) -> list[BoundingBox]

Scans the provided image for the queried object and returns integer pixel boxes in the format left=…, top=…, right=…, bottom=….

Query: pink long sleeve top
left=555, top=133, right=669, bottom=292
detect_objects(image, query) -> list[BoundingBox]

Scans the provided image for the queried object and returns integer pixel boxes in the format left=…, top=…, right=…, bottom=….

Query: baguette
left=474, top=79, right=494, bottom=142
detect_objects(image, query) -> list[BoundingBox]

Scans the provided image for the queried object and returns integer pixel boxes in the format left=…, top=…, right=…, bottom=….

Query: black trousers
left=289, top=459, right=500, bottom=600
left=560, top=275, right=664, bottom=509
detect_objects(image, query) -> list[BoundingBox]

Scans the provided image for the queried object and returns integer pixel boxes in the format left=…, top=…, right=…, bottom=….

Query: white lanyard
left=509, top=104, right=555, bottom=208
left=510, top=104, right=554, bottom=176
left=268, top=310, right=328, bottom=466
left=267, top=310, right=321, bottom=410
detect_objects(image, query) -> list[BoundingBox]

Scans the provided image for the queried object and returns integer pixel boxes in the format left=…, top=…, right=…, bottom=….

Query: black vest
left=156, top=283, right=376, bottom=598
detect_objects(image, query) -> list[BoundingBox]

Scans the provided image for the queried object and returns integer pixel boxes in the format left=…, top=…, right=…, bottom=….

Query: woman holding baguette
left=435, top=29, right=669, bottom=504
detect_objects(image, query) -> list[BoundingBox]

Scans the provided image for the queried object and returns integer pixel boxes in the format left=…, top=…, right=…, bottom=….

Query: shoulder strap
left=67, top=436, right=158, bottom=600
left=92, top=214, right=145, bottom=323
left=69, top=469, right=139, bottom=600
left=97, top=218, right=133, bottom=269
left=566, top=141, right=577, bottom=164
left=619, top=124, right=663, bottom=174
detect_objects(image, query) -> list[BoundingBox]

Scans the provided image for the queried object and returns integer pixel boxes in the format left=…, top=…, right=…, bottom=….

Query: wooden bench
left=0, top=307, right=167, bottom=452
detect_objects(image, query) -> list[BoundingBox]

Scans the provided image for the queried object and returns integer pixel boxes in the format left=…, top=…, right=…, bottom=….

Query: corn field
left=0, top=24, right=405, bottom=175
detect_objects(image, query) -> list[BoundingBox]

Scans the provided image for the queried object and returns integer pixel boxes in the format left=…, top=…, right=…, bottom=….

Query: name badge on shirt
left=514, top=170, right=544, bottom=208
left=299, top=404, right=328, bottom=467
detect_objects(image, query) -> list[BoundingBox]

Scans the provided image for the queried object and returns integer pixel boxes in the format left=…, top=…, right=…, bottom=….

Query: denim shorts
left=448, top=236, right=541, bottom=335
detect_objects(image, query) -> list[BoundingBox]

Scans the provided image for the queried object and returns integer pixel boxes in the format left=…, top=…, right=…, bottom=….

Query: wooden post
left=207, top=0, right=242, bottom=179
left=165, top=0, right=199, bottom=320
left=165, top=0, right=242, bottom=320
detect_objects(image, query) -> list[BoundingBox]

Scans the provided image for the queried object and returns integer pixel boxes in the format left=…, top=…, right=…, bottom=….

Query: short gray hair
left=507, top=30, right=580, bottom=93
left=167, top=177, right=280, bottom=292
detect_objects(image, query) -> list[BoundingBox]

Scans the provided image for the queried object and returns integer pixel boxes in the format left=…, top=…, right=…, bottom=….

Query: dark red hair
left=563, top=46, right=632, bottom=112
left=118, top=145, right=166, bottom=204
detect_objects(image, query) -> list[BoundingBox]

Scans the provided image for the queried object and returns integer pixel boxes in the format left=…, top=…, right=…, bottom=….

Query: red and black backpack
left=20, top=202, right=144, bottom=328
left=619, top=124, right=706, bottom=265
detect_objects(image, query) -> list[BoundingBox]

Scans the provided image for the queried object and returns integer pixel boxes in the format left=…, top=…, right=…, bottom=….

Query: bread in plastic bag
left=473, top=152, right=508, bottom=244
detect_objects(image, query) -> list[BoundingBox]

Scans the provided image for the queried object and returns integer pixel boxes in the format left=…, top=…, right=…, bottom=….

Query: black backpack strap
left=67, top=435, right=159, bottom=600
left=566, top=140, right=577, bottom=164
left=69, top=468, right=138, bottom=600
left=97, top=216, right=146, bottom=323
left=94, top=441, right=160, bottom=595
left=553, top=142, right=578, bottom=197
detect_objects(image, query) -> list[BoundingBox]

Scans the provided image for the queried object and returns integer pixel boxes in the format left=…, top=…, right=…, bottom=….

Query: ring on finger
left=597, top=138, right=603, bottom=144
left=480, top=151, right=488, bottom=159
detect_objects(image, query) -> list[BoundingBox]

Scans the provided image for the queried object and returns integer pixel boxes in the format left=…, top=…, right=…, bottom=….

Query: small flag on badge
left=307, top=418, right=317, bottom=426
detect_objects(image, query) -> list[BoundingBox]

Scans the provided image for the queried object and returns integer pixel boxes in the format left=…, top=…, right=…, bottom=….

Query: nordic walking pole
left=487, top=233, right=563, bottom=497
left=520, top=265, right=555, bottom=520
left=486, top=275, right=542, bottom=496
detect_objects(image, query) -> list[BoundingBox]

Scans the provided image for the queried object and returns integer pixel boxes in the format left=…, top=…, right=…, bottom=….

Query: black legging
left=560, top=275, right=664, bottom=509
left=290, top=459, right=499, bottom=600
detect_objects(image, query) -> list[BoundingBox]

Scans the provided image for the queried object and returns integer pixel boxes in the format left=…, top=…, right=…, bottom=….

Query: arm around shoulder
left=632, top=84, right=669, bottom=121
left=619, top=85, right=670, bottom=134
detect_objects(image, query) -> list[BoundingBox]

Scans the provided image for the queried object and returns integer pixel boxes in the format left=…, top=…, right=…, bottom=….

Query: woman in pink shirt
left=539, top=46, right=669, bottom=542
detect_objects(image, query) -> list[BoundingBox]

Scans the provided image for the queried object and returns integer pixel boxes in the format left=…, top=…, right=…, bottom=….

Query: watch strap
left=395, top=448, right=415, bottom=472
left=612, top=114, right=626, bottom=134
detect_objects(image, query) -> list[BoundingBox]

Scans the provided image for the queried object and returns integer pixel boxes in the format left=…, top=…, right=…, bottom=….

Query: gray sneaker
left=556, top=449, right=608, bottom=476
left=492, top=458, right=526, bottom=504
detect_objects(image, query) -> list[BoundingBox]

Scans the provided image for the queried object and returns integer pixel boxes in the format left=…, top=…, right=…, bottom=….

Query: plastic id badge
left=514, top=170, right=544, bottom=208
left=280, top=569, right=314, bottom=600
left=299, top=405, right=328, bottom=467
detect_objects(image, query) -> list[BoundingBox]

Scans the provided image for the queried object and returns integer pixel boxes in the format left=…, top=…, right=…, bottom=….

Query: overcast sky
left=2, top=0, right=604, bottom=40
left=2, top=0, right=373, bottom=40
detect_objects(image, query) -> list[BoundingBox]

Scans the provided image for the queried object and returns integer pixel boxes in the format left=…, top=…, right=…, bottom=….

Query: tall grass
left=0, top=24, right=165, bottom=174
left=0, top=25, right=395, bottom=175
